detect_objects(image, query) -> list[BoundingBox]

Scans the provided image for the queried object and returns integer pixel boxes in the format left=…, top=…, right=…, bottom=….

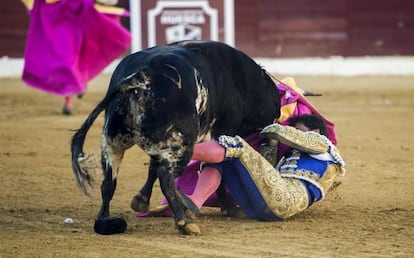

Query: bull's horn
left=300, top=88, right=323, bottom=96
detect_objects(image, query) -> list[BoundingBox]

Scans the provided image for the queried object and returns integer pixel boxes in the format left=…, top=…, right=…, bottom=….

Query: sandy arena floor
left=0, top=74, right=413, bottom=257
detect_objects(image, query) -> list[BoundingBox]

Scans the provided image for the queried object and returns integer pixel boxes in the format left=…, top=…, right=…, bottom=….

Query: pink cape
left=275, top=82, right=337, bottom=160
left=22, top=0, right=131, bottom=96
left=137, top=82, right=337, bottom=216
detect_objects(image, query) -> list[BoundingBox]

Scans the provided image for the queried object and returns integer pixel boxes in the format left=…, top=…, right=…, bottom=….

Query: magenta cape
left=22, top=0, right=131, bottom=96
left=137, top=82, right=337, bottom=216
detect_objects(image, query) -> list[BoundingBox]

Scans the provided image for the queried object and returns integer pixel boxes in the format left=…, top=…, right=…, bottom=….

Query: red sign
left=130, top=0, right=234, bottom=51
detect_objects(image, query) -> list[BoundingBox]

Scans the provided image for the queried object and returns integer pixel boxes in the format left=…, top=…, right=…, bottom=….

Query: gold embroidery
left=261, top=124, right=329, bottom=154
left=318, top=164, right=342, bottom=195
left=219, top=136, right=344, bottom=218
left=280, top=168, right=321, bottom=182
left=219, top=135, right=244, bottom=158
left=282, top=159, right=297, bottom=167
left=235, top=138, right=309, bottom=219
left=279, top=164, right=342, bottom=200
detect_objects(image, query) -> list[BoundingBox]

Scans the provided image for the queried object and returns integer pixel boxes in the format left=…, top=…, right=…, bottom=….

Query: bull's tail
left=71, top=72, right=144, bottom=195
left=71, top=101, right=106, bottom=196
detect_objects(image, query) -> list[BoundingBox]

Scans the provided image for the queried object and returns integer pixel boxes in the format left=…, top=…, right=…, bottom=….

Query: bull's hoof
left=130, top=193, right=150, bottom=212
left=176, top=219, right=201, bottom=235
left=94, top=217, right=127, bottom=235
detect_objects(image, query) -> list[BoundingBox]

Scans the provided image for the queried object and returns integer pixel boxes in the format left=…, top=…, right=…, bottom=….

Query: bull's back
left=179, top=41, right=281, bottom=138
left=106, top=41, right=280, bottom=142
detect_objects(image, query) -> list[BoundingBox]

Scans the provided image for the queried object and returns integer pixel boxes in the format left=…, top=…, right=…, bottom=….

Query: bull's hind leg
left=157, top=163, right=200, bottom=235
left=130, top=158, right=159, bottom=212
left=94, top=136, right=128, bottom=235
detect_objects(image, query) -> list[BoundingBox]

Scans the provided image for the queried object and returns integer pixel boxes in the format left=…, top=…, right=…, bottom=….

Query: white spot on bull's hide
left=103, top=119, right=109, bottom=132
left=122, top=71, right=151, bottom=91
left=196, top=131, right=212, bottom=142
left=165, top=125, right=174, bottom=133
left=135, top=114, right=144, bottom=126
left=101, top=135, right=113, bottom=168
left=124, top=72, right=136, bottom=80
left=100, top=135, right=126, bottom=180
left=145, top=131, right=186, bottom=164
left=164, top=64, right=182, bottom=89
left=196, top=118, right=215, bottom=142
left=194, top=68, right=208, bottom=114
left=209, top=118, right=216, bottom=128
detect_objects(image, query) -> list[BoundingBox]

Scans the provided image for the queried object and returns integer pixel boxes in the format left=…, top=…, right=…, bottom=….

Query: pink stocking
left=64, top=96, right=73, bottom=108
left=188, top=140, right=225, bottom=207
left=189, top=166, right=222, bottom=208
left=192, top=141, right=225, bottom=163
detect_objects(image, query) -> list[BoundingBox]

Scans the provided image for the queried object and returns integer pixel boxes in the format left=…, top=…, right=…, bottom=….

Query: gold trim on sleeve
left=261, top=124, right=329, bottom=154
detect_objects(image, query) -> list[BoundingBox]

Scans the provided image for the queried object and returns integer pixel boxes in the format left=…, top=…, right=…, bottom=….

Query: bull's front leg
left=130, top=158, right=159, bottom=212
left=157, top=161, right=200, bottom=235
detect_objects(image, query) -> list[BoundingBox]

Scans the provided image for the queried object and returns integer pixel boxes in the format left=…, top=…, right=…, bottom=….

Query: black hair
left=287, top=114, right=328, bottom=137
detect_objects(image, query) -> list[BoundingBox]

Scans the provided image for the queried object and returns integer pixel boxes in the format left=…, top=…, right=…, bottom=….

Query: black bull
left=71, top=40, right=281, bottom=235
